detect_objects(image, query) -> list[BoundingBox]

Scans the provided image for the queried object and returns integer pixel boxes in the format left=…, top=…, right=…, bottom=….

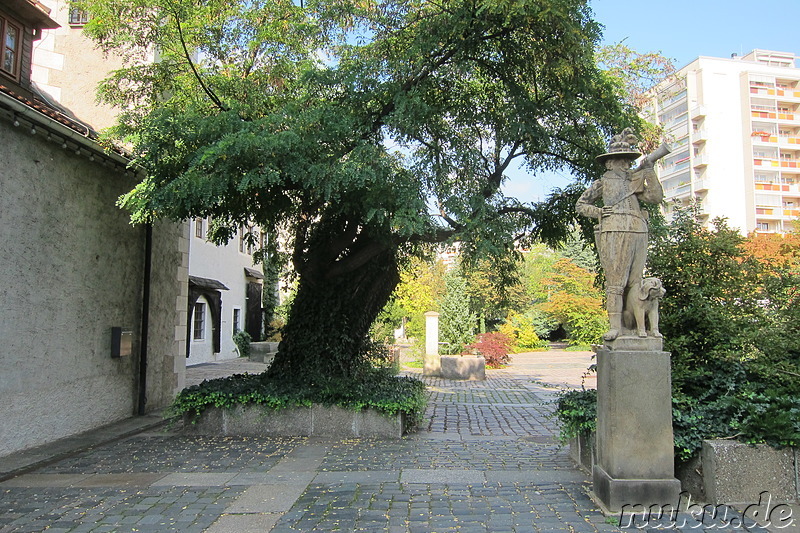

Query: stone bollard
left=423, top=311, right=441, bottom=377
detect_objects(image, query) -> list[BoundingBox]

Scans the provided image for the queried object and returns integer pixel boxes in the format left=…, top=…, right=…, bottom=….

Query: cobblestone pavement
left=0, top=351, right=780, bottom=532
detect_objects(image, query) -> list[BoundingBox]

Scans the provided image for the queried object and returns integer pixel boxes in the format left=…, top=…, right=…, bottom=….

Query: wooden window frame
left=192, top=302, right=206, bottom=341
left=0, top=14, right=22, bottom=81
left=68, top=8, right=90, bottom=26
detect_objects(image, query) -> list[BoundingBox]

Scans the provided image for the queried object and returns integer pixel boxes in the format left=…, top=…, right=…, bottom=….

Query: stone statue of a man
left=576, top=129, right=669, bottom=341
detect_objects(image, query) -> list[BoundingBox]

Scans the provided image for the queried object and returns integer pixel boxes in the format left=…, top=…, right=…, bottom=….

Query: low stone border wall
left=249, top=341, right=279, bottom=365
left=439, top=355, right=485, bottom=380
left=183, top=404, right=405, bottom=439
left=701, top=439, right=799, bottom=504
left=568, top=432, right=595, bottom=472
left=569, top=434, right=799, bottom=504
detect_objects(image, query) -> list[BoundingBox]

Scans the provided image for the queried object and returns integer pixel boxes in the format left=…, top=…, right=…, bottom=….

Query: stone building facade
left=0, top=0, right=187, bottom=457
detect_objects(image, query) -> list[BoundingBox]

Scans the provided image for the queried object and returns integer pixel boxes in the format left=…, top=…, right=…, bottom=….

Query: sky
left=503, top=0, right=800, bottom=202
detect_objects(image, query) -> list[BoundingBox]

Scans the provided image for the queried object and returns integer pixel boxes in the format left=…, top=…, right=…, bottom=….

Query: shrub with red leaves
left=463, top=332, right=513, bottom=369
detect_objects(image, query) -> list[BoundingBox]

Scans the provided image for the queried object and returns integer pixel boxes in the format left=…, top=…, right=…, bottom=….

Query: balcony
left=690, top=105, right=706, bottom=119
left=778, top=136, right=800, bottom=147
left=694, top=179, right=708, bottom=192
left=753, top=158, right=780, bottom=168
left=755, top=182, right=790, bottom=192
left=751, top=110, right=777, bottom=120
left=752, top=135, right=778, bottom=144
left=665, top=183, right=691, bottom=199
left=784, top=208, right=800, bottom=217
left=693, top=155, right=708, bottom=167
left=755, top=207, right=782, bottom=218
left=691, top=129, right=708, bottom=143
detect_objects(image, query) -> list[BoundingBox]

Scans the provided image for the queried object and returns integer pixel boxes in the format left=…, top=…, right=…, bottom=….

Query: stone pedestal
left=592, top=338, right=681, bottom=512
left=423, top=311, right=441, bottom=377
left=439, top=356, right=485, bottom=381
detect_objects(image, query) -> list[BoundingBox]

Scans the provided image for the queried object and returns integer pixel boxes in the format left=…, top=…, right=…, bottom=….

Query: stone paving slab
left=150, top=472, right=238, bottom=487
left=204, top=512, right=282, bottom=533
left=400, top=469, right=486, bottom=484
left=225, top=484, right=308, bottom=513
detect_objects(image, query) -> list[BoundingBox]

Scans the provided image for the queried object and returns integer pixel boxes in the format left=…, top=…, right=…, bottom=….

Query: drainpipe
left=138, top=223, right=153, bottom=416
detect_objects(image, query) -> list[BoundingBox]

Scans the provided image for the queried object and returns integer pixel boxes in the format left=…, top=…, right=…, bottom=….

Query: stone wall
left=0, top=121, right=184, bottom=456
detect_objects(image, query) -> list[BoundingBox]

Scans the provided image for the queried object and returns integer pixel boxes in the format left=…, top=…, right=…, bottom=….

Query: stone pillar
left=423, top=311, right=440, bottom=377
left=592, top=337, right=681, bottom=512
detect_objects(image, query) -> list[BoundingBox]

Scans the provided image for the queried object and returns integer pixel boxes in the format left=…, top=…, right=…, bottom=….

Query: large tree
left=77, top=0, right=636, bottom=385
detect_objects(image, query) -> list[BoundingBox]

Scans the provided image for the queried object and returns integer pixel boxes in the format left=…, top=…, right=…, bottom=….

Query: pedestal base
left=593, top=346, right=681, bottom=512
left=593, top=465, right=681, bottom=512
left=423, top=354, right=440, bottom=377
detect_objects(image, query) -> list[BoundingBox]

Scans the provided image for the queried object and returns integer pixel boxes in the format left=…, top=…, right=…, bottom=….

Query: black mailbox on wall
left=111, top=327, right=133, bottom=358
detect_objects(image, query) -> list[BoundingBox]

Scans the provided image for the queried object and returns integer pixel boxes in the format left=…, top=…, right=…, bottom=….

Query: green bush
left=499, top=310, right=549, bottom=352
left=649, top=205, right=800, bottom=460
left=439, top=271, right=476, bottom=354
left=552, top=388, right=597, bottom=444
left=232, top=331, right=252, bottom=358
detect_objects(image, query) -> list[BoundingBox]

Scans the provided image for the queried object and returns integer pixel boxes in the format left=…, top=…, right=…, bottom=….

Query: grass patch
left=403, top=361, right=424, bottom=368
left=564, top=344, right=592, bottom=351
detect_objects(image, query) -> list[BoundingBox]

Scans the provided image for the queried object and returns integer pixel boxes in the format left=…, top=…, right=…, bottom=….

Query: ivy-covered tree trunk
left=266, top=243, right=400, bottom=384
left=261, top=234, right=281, bottom=340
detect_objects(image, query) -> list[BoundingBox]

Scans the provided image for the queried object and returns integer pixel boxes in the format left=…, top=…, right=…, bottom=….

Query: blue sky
left=504, top=0, right=800, bottom=201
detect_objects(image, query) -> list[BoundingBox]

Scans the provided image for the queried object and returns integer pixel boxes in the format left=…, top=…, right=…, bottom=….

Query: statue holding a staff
left=576, top=129, right=670, bottom=341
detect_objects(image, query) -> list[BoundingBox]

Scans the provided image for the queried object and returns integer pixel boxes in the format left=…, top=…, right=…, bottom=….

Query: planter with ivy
left=171, top=370, right=426, bottom=439
left=553, top=388, right=597, bottom=471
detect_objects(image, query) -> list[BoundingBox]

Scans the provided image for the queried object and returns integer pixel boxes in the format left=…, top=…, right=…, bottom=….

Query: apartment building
left=646, top=49, right=800, bottom=234
left=31, top=1, right=266, bottom=364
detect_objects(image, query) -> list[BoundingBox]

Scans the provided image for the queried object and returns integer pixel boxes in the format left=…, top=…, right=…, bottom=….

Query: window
left=192, top=302, right=206, bottom=340
left=0, top=15, right=21, bottom=80
left=69, top=9, right=90, bottom=26
left=233, top=309, right=241, bottom=334
left=238, top=225, right=255, bottom=254
left=757, top=222, right=770, bottom=232
left=195, top=217, right=205, bottom=239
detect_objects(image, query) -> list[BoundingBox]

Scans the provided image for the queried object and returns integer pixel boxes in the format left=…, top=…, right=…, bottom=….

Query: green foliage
left=498, top=310, right=548, bottom=352
left=170, top=368, right=427, bottom=433
left=552, top=388, right=597, bottom=444
left=77, top=0, right=642, bottom=384
left=232, top=330, right=252, bottom=358
left=393, top=257, right=446, bottom=339
left=539, top=257, right=606, bottom=346
left=649, top=203, right=800, bottom=460
left=438, top=270, right=476, bottom=355
left=526, top=308, right=560, bottom=340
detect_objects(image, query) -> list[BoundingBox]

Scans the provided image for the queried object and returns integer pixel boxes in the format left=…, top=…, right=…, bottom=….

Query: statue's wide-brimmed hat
left=595, top=148, right=642, bottom=164
left=595, top=128, right=642, bottom=163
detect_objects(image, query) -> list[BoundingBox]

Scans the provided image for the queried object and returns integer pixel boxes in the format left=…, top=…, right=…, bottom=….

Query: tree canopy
left=76, top=0, right=639, bottom=383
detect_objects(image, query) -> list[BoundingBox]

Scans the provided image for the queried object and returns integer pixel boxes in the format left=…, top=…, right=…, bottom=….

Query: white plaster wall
left=0, top=123, right=184, bottom=456
left=187, top=226, right=259, bottom=365
left=696, top=59, right=750, bottom=234
left=186, top=295, right=215, bottom=366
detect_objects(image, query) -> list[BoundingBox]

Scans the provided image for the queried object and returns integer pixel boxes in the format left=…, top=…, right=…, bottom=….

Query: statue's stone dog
left=623, top=277, right=665, bottom=338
